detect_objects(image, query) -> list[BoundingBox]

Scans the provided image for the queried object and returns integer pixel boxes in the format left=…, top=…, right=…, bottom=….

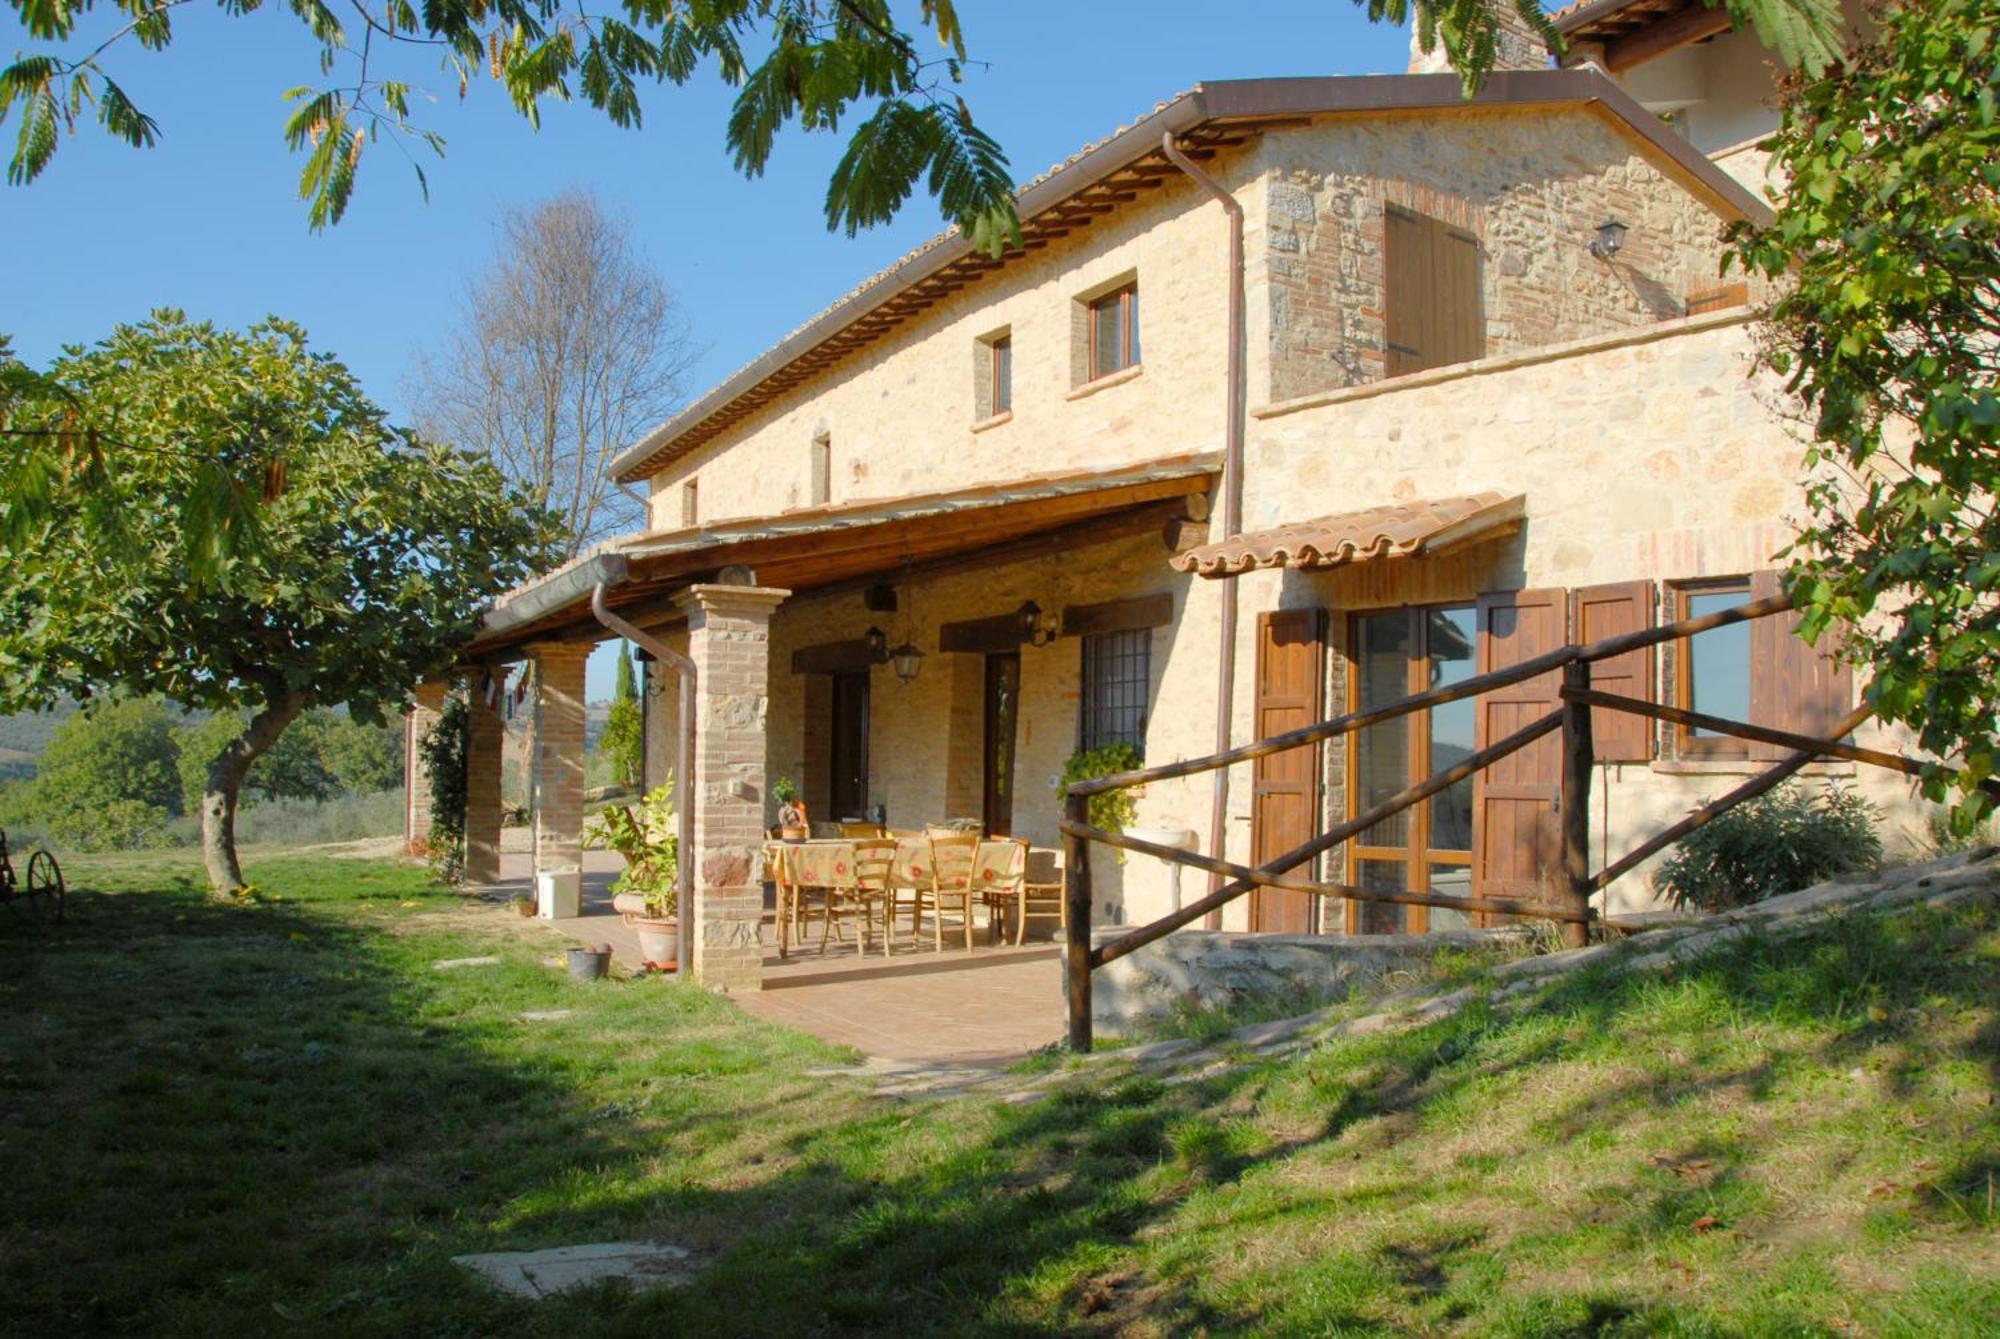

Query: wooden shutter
left=1571, top=580, right=1656, bottom=763
left=1385, top=206, right=1484, bottom=377
left=1472, top=589, right=1565, bottom=907
left=1748, top=570, right=1855, bottom=760
left=1250, top=609, right=1325, bottom=934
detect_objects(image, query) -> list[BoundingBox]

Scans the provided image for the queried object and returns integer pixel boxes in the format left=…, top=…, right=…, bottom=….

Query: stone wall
left=1254, top=107, right=1742, bottom=403
left=643, top=102, right=1753, bottom=532
left=1225, top=312, right=1929, bottom=922
left=644, top=157, right=1244, bottom=529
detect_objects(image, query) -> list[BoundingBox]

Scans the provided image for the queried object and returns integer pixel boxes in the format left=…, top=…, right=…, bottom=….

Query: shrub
left=1059, top=743, right=1142, bottom=837
left=60, top=798, right=177, bottom=853
left=1657, top=784, right=1883, bottom=913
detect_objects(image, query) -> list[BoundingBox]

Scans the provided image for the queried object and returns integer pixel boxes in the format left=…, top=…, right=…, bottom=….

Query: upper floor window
left=1383, top=205, right=1482, bottom=377
left=975, top=329, right=1012, bottom=421
left=1079, top=627, right=1151, bottom=757
left=990, top=334, right=1012, bottom=414
left=1088, top=284, right=1140, bottom=381
left=681, top=477, right=700, bottom=527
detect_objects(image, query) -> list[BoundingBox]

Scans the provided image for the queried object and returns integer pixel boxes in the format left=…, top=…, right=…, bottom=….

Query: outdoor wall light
left=1015, top=600, right=1058, bottom=648
left=864, top=625, right=890, bottom=664
left=890, top=642, right=926, bottom=683
left=1588, top=218, right=1629, bottom=260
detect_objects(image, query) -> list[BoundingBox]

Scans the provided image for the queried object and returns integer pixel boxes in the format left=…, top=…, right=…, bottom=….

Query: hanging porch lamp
left=888, top=557, right=924, bottom=683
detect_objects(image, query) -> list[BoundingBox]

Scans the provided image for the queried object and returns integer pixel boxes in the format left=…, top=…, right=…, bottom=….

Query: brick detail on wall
left=528, top=641, right=591, bottom=881
left=463, top=686, right=506, bottom=885
left=403, top=680, right=448, bottom=855
left=676, top=583, right=790, bottom=992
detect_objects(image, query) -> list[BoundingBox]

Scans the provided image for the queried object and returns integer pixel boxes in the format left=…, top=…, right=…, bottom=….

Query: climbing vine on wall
left=419, top=695, right=469, bottom=884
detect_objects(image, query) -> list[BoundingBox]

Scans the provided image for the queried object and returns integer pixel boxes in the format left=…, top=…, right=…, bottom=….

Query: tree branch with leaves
left=0, top=311, right=563, bottom=892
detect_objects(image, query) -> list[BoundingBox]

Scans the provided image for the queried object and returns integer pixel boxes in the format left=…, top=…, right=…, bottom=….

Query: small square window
left=1088, top=285, right=1139, bottom=381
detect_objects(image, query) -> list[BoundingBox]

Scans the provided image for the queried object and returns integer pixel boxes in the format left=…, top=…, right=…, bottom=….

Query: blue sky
left=4, top=3, right=1415, bottom=696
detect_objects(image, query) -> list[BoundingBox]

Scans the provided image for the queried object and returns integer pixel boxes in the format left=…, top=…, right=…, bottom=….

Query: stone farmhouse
left=411, top=0, right=1913, bottom=990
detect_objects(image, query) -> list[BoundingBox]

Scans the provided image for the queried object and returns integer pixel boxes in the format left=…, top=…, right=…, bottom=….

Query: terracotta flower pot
left=612, top=891, right=679, bottom=971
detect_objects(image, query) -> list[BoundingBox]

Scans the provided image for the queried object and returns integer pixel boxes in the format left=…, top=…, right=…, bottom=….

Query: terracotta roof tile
left=1171, top=492, right=1525, bottom=577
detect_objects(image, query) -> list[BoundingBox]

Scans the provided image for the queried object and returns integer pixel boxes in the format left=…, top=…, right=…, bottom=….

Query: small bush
left=1657, top=783, right=1883, bottom=912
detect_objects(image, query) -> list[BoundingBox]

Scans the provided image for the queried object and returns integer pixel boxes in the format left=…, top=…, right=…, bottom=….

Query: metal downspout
left=1162, top=130, right=1246, bottom=929
left=591, top=583, right=697, bottom=982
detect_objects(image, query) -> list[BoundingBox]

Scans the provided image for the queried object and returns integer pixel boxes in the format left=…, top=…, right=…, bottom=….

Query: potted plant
left=772, top=775, right=809, bottom=840
left=584, top=778, right=680, bottom=971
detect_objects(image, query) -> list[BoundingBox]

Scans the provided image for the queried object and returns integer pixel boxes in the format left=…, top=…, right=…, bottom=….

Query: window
left=975, top=330, right=1012, bottom=421
left=989, top=334, right=1012, bottom=414
left=1079, top=628, right=1151, bottom=756
left=1383, top=205, right=1483, bottom=377
left=810, top=431, right=831, bottom=506
left=1087, top=284, right=1140, bottom=381
left=680, top=477, right=699, bottom=527
left=1674, top=578, right=1754, bottom=758
left=1348, top=604, right=1477, bottom=934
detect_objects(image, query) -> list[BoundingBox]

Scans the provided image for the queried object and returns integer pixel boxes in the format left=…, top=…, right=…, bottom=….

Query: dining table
left=770, top=833, right=1021, bottom=956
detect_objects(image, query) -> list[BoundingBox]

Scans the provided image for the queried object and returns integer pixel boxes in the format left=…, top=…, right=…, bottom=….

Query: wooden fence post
left=1558, top=659, right=1595, bottom=948
left=1064, top=790, right=1095, bottom=1052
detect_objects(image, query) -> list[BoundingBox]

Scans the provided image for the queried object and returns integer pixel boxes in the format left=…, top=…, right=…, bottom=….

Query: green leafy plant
left=418, top=697, right=469, bottom=885
left=1657, top=783, right=1883, bottom=913
left=772, top=776, right=801, bottom=805
left=0, top=312, right=560, bottom=892
left=0, top=0, right=1844, bottom=239
left=585, top=777, right=679, bottom=918
left=1060, top=743, right=1142, bottom=838
left=1727, top=0, right=2000, bottom=830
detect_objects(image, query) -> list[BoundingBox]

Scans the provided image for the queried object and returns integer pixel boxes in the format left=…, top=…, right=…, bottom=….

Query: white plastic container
left=536, top=869, right=582, bottom=920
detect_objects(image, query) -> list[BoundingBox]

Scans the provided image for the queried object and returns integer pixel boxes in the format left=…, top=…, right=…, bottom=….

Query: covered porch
left=436, top=453, right=1219, bottom=998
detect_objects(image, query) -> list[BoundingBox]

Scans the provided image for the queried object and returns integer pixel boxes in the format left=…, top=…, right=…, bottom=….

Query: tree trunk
left=201, top=687, right=309, bottom=896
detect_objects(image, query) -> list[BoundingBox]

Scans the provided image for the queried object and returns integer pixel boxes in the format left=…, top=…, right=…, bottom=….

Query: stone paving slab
left=452, top=1241, right=697, bottom=1298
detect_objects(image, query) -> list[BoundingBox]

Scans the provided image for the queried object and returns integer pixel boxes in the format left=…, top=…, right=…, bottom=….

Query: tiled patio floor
left=487, top=848, right=1064, bottom=1065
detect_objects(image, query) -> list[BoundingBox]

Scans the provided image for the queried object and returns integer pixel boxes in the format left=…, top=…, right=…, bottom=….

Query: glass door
left=1346, top=605, right=1477, bottom=933
left=983, top=653, right=1020, bottom=837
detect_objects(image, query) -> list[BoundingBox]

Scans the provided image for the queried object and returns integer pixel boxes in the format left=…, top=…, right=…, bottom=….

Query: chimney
left=1408, top=8, right=1554, bottom=74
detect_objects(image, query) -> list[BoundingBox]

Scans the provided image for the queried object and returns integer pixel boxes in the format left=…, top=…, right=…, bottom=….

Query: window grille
left=1079, top=628, right=1151, bottom=756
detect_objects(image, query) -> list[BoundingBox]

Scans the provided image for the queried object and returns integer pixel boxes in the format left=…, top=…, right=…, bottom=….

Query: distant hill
left=0, top=702, right=78, bottom=761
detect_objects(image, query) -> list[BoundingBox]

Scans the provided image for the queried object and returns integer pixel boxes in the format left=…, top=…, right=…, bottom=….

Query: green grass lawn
left=2, top=849, right=1995, bottom=1335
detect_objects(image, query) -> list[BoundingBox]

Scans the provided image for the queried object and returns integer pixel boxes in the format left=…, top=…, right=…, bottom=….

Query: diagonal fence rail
left=1058, top=595, right=1976, bottom=1051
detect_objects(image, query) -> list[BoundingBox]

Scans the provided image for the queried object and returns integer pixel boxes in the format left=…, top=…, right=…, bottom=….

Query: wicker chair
left=1017, top=847, right=1067, bottom=945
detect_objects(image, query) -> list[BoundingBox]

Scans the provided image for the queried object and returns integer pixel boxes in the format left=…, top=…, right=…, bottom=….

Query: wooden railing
left=1058, top=595, right=1960, bottom=1052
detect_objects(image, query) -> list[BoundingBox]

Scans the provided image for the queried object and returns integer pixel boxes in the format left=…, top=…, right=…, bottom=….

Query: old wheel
left=25, top=850, right=63, bottom=920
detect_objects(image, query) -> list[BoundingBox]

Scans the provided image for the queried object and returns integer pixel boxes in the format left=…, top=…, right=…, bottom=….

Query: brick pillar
left=404, top=680, right=448, bottom=856
left=463, top=678, right=506, bottom=885
left=675, top=583, right=789, bottom=992
left=528, top=641, right=590, bottom=888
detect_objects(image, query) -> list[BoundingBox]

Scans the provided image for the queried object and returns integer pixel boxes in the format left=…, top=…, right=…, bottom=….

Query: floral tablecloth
left=777, top=837, right=1022, bottom=889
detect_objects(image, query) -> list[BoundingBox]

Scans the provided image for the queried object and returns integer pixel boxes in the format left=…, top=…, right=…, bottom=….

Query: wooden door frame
left=828, top=670, right=871, bottom=820
left=1341, top=602, right=1476, bottom=934
left=1250, top=607, right=1326, bottom=934
left=982, top=651, right=1021, bottom=837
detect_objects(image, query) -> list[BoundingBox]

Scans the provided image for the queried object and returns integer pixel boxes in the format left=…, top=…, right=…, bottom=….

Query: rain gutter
left=1160, top=130, right=1246, bottom=929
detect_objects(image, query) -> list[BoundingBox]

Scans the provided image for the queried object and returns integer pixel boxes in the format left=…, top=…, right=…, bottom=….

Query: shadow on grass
left=3, top=863, right=1995, bottom=1336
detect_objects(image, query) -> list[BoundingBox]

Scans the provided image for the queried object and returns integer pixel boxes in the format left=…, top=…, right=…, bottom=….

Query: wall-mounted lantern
left=864, top=625, right=889, bottom=664
left=1588, top=218, right=1629, bottom=260
left=1015, top=600, right=1058, bottom=648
